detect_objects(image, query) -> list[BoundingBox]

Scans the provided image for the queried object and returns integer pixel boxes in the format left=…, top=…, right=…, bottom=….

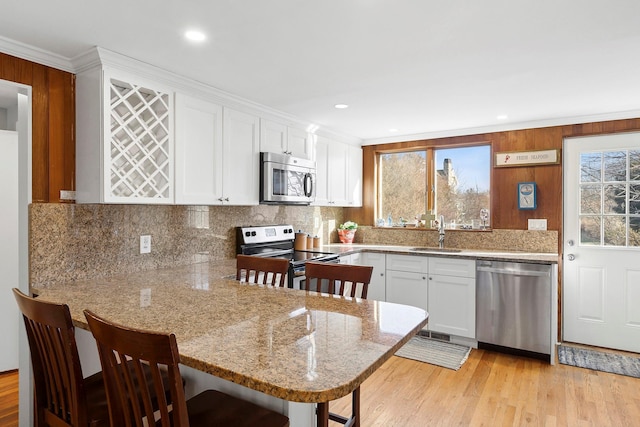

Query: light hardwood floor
left=2, top=348, right=639, bottom=427
left=330, top=348, right=640, bottom=426
left=0, top=370, right=18, bottom=427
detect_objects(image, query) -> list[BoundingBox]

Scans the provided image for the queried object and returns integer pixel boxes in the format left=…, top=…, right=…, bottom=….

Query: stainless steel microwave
left=260, top=152, right=316, bottom=205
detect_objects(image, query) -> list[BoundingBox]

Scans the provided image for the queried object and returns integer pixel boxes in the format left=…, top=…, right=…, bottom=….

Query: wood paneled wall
left=0, top=52, right=75, bottom=203
left=346, top=118, right=640, bottom=234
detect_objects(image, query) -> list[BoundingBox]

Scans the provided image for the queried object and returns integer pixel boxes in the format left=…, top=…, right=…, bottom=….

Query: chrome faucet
left=438, top=215, right=445, bottom=249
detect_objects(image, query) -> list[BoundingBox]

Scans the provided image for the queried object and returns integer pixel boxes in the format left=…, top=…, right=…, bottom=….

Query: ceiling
left=2, top=1, right=640, bottom=142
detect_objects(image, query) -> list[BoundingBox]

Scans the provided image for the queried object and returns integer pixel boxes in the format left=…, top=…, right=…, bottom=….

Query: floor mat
left=395, top=336, right=471, bottom=370
left=557, top=344, right=640, bottom=378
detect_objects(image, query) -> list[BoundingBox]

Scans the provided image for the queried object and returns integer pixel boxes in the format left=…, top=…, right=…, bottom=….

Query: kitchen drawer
left=386, top=254, right=428, bottom=274
left=428, top=257, right=475, bottom=278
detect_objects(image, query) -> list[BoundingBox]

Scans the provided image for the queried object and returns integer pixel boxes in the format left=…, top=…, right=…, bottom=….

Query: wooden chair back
left=83, top=309, right=189, bottom=427
left=12, top=288, right=92, bottom=427
left=84, top=310, right=290, bottom=427
left=303, top=262, right=373, bottom=299
left=236, top=254, right=289, bottom=287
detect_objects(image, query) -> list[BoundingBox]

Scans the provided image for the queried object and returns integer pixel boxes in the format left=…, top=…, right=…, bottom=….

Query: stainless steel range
left=236, top=224, right=339, bottom=288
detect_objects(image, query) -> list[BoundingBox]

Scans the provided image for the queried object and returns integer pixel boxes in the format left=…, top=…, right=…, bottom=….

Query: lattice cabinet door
left=103, top=73, right=174, bottom=203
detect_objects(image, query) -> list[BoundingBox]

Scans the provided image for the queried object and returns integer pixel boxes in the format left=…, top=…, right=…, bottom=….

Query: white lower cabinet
left=336, top=252, right=476, bottom=338
left=427, top=258, right=476, bottom=339
left=339, top=253, right=360, bottom=265
left=357, top=252, right=386, bottom=301
left=385, top=270, right=428, bottom=311
left=385, top=254, right=429, bottom=311
left=383, top=254, right=475, bottom=339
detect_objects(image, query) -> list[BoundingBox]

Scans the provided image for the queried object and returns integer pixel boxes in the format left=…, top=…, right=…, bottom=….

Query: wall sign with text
left=495, top=149, right=559, bottom=167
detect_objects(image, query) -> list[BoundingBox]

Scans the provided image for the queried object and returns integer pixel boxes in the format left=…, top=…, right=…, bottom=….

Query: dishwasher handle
left=476, top=265, right=550, bottom=277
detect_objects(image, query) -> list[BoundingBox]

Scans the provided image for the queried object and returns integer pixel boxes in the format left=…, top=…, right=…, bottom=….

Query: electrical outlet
left=528, top=219, right=547, bottom=231
left=140, top=235, right=151, bottom=254
left=139, top=288, right=151, bottom=307
left=59, top=190, right=76, bottom=201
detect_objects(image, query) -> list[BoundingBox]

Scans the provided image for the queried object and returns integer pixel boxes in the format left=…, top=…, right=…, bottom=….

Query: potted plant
left=338, top=221, right=358, bottom=244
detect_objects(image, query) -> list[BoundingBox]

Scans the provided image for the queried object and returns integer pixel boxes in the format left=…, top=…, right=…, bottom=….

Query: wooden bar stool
left=83, top=309, right=290, bottom=427
left=13, top=288, right=178, bottom=427
left=13, top=288, right=110, bottom=427
left=301, top=262, right=373, bottom=427
left=303, top=262, right=373, bottom=299
left=236, top=254, right=289, bottom=287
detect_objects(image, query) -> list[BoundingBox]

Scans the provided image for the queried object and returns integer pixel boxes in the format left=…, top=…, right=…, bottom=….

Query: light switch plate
left=528, top=219, right=547, bottom=231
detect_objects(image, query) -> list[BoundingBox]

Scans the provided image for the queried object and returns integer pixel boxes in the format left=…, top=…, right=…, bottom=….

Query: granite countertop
left=311, top=244, right=559, bottom=264
left=35, top=262, right=428, bottom=404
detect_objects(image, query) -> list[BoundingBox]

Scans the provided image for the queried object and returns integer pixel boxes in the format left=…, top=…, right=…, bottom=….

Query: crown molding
left=74, top=47, right=364, bottom=146
left=362, top=109, right=640, bottom=145
left=0, top=36, right=74, bottom=72
left=0, top=38, right=364, bottom=146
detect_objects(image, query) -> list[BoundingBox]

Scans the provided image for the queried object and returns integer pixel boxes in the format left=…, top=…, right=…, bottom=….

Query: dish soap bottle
left=387, top=213, right=393, bottom=227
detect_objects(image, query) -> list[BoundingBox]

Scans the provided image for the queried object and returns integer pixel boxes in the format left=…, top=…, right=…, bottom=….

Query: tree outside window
left=378, top=145, right=490, bottom=228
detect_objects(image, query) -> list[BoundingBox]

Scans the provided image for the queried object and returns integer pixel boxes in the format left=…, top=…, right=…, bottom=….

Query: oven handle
left=303, top=173, right=313, bottom=198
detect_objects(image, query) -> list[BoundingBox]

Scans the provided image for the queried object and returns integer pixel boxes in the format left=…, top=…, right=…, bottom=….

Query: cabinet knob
left=224, top=197, right=229, bottom=202
left=380, top=273, right=384, bottom=276
left=422, top=276, right=426, bottom=280
left=217, top=197, right=223, bottom=202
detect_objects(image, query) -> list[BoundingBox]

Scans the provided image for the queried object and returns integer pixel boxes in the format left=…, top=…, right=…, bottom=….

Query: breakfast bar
left=35, top=261, right=428, bottom=427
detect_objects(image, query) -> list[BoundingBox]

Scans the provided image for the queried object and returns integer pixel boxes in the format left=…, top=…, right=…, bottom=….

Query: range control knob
left=288, top=228, right=294, bottom=234
left=244, top=231, right=251, bottom=237
left=251, top=231, right=257, bottom=236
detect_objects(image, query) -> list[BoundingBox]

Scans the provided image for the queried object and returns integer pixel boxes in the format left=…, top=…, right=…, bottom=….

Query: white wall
left=0, top=130, right=19, bottom=372
left=0, top=107, right=7, bottom=129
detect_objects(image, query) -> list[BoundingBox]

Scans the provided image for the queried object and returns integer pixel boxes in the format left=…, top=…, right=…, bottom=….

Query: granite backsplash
left=30, top=203, right=344, bottom=287
left=30, top=204, right=558, bottom=287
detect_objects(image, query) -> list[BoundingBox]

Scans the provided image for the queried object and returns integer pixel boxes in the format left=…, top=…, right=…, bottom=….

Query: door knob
left=567, top=254, right=576, bottom=261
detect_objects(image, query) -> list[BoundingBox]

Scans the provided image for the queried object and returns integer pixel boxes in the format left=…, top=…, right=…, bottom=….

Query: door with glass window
left=563, top=132, right=640, bottom=352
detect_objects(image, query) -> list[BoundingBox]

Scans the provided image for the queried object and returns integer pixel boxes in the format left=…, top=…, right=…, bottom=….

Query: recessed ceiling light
left=185, top=30, right=206, bottom=42
left=334, top=104, right=349, bottom=109
left=496, top=114, right=508, bottom=120
left=389, top=128, right=399, bottom=132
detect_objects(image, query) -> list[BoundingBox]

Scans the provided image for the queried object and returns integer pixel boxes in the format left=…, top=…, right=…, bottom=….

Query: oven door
left=260, top=153, right=316, bottom=204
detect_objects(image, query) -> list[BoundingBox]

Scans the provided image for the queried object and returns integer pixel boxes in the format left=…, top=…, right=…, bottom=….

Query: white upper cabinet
left=347, top=145, right=363, bottom=207
left=74, top=49, right=363, bottom=206
left=222, top=108, right=260, bottom=205
left=286, top=126, right=314, bottom=160
left=76, top=67, right=174, bottom=204
left=314, top=136, right=330, bottom=205
left=313, top=136, right=362, bottom=207
left=328, top=141, right=349, bottom=205
left=175, top=97, right=259, bottom=205
left=314, top=136, right=353, bottom=206
left=174, top=94, right=223, bottom=205
left=260, top=118, right=313, bottom=160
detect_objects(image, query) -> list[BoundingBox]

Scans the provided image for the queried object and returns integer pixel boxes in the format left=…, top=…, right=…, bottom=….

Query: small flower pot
left=338, top=229, right=356, bottom=244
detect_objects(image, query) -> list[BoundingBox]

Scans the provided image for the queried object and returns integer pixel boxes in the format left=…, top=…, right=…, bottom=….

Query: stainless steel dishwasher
left=476, top=260, right=552, bottom=361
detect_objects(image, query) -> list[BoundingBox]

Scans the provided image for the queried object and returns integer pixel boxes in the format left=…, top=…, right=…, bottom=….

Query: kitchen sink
left=409, top=247, right=462, bottom=253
